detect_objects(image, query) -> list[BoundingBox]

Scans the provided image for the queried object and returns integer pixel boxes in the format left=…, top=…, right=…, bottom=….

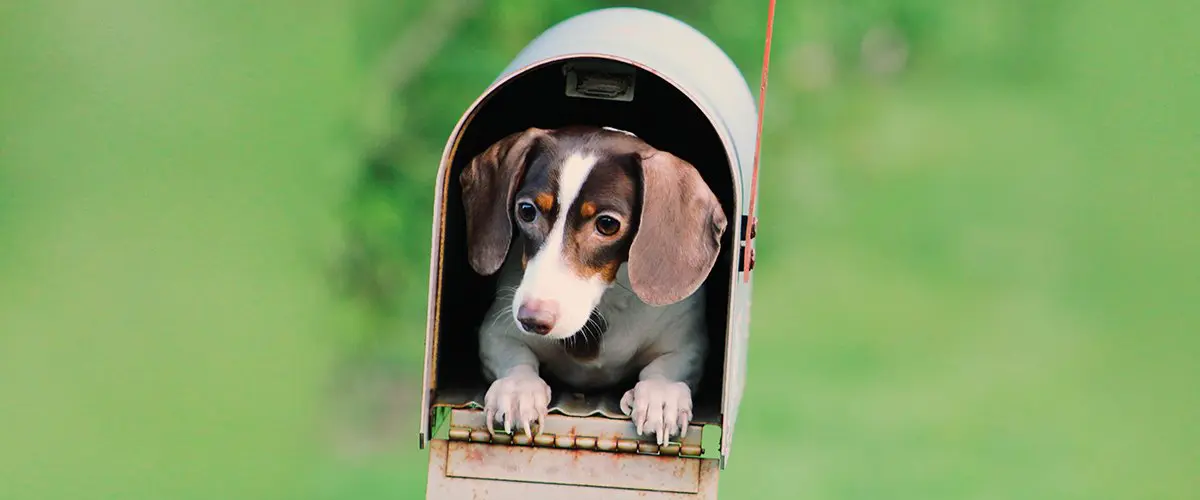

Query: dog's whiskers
left=487, top=303, right=515, bottom=331
left=583, top=317, right=600, bottom=343
left=485, top=286, right=522, bottom=332
left=494, top=287, right=518, bottom=301
left=487, top=310, right=508, bottom=332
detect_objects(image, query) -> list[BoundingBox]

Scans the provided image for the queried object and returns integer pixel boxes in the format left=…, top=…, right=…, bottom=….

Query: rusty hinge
left=738, top=245, right=756, bottom=272
left=444, top=408, right=705, bottom=458
left=738, top=215, right=757, bottom=272
left=446, top=427, right=704, bottom=457
left=739, top=215, right=758, bottom=241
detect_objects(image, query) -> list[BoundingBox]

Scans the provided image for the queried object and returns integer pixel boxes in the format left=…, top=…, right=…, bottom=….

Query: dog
left=460, top=125, right=727, bottom=446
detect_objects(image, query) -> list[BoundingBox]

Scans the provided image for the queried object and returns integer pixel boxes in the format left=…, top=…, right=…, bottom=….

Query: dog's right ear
left=459, top=127, right=548, bottom=276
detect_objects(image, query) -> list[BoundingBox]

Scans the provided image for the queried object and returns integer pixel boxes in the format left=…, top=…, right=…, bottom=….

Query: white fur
left=511, top=153, right=607, bottom=339
left=601, top=126, right=638, bottom=137
left=480, top=147, right=710, bottom=445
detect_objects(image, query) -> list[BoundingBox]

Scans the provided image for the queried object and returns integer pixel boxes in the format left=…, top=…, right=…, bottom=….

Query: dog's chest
left=526, top=292, right=659, bottom=389
left=529, top=337, right=639, bottom=389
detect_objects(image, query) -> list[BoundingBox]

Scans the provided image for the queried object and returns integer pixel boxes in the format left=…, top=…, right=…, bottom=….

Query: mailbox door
left=426, top=440, right=720, bottom=499
left=426, top=409, right=719, bottom=499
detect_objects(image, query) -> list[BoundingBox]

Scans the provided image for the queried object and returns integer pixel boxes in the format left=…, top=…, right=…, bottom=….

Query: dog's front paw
left=483, top=367, right=551, bottom=437
left=619, top=378, right=693, bottom=445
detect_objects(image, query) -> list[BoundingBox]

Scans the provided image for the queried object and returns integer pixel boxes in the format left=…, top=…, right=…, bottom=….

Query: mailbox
left=420, top=7, right=760, bottom=498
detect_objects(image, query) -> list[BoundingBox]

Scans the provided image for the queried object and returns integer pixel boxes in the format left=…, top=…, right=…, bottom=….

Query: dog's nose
left=517, top=299, right=558, bottom=335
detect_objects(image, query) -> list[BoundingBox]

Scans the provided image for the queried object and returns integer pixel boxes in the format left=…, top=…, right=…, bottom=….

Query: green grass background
left=1, top=0, right=1195, bottom=498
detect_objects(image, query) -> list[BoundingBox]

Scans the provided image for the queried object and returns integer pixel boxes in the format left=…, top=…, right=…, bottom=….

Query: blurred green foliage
left=1, top=0, right=1196, bottom=499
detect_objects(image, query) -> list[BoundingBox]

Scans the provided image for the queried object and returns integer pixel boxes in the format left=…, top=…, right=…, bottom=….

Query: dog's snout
left=517, top=299, right=559, bottom=335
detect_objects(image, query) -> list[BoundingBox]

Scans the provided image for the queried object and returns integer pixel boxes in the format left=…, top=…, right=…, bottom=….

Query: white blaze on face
left=513, top=152, right=609, bottom=339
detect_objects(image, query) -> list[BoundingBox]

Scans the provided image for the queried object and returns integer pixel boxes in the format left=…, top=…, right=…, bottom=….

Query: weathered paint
left=421, top=6, right=759, bottom=474
left=446, top=441, right=702, bottom=493
left=427, top=439, right=722, bottom=499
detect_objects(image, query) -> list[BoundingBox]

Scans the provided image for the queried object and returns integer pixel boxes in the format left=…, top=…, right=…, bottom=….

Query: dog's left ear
left=627, top=149, right=728, bottom=306
left=460, top=127, right=548, bottom=276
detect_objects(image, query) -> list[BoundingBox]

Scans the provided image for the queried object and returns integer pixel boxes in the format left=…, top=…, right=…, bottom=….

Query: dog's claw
left=483, top=369, right=552, bottom=439
left=620, top=378, right=693, bottom=446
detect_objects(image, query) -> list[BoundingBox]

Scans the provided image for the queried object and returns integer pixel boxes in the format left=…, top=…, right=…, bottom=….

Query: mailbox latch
left=563, top=61, right=636, bottom=102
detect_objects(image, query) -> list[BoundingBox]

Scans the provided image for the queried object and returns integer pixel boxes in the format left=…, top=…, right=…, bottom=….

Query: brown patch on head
left=508, top=136, right=565, bottom=265
left=534, top=193, right=555, bottom=213
left=557, top=151, right=641, bottom=285
left=579, top=201, right=597, bottom=219
left=596, top=260, right=620, bottom=283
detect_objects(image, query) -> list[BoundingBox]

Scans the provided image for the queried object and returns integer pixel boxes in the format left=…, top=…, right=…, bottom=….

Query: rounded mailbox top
left=494, top=7, right=759, bottom=207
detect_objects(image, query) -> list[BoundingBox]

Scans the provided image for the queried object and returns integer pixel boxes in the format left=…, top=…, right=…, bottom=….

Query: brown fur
left=579, top=201, right=597, bottom=219
left=561, top=158, right=639, bottom=284
left=625, top=148, right=727, bottom=306
left=534, top=193, right=554, bottom=213
left=462, top=125, right=726, bottom=336
left=460, top=127, right=549, bottom=276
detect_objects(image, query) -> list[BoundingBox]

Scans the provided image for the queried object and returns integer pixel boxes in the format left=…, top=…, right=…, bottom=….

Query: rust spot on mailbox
left=445, top=441, right=702, bottom=494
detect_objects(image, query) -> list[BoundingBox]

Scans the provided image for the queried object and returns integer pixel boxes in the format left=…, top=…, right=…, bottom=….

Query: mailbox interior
left=430, top=57, right=738, bottom=428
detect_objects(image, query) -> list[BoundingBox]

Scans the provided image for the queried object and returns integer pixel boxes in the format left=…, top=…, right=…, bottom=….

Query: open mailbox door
left=419, top=7, right=761, bottom=497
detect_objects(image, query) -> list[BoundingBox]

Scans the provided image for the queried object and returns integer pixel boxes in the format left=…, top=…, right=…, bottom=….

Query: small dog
left=460, top=125, right=727, bottom=445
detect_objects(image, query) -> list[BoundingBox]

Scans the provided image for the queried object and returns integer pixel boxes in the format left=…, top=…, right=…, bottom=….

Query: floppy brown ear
left=627, top=149, right=728, bottom=306
left=459, top=127, right=547, bottom=276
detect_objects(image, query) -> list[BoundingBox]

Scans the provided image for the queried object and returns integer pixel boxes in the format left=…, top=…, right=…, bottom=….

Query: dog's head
left=460, top=126, right=727, bottom=339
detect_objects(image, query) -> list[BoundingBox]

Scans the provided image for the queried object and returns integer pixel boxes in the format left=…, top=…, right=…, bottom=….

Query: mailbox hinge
left=446, top=426, right=706, bottom=458
left=738, top=245, right=756, bottom=272
left=441, top=408, right=710, bottom=459
left=738, top=215, right=757, bottom=272
left=739, top=215, right=757, bottom=241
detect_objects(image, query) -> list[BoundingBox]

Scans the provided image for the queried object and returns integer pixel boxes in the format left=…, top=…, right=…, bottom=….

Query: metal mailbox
left=420, top=7, right=760, bottom=498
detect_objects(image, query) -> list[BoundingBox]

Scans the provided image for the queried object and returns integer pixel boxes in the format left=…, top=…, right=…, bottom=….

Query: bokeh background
left=1, top=0, right=1195, bottom=498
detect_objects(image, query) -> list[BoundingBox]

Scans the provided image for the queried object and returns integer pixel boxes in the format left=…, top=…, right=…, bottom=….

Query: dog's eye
left=595, top=215, right=621, bottom=236
left=516, top=201, right=538, bottom=223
